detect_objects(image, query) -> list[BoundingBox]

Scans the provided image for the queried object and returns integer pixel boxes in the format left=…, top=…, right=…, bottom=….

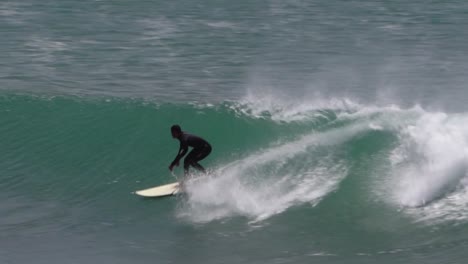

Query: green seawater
left=2, top=95, right=468, bottom=264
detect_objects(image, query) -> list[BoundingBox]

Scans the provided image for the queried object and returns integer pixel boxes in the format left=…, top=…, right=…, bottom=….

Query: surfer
left=169, top=124, right=212, bottom=176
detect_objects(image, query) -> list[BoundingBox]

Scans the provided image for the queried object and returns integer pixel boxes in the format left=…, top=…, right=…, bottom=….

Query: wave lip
left=391, top=112, right=468, bottom=219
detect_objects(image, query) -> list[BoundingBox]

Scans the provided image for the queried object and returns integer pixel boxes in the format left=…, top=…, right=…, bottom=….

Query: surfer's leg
left=191, top=145, right=211, bottom=174
left=184, top=146, right=211, bottom=175
left=184, top=150, right=198, bottom=176
left=196, top=144, right=212, bottom=161
left=191, top=162, right=206, bottom=173
left=183, top=159, right=191, bottom=176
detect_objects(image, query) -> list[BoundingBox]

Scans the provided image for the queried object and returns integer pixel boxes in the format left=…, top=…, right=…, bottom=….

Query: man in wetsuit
left=169, top=124, right=212, bottom=176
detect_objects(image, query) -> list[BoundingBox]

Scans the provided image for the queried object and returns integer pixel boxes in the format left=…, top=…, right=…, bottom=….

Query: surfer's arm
left=169, top=144, right=188, bottom=170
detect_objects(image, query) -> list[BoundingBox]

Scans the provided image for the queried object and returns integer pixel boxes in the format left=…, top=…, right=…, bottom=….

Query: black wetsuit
left=171, top=132, right=212, bottom=175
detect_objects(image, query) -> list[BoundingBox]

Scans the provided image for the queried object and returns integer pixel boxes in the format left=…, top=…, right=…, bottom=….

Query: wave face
left=2, top=94, right=468, bottom=263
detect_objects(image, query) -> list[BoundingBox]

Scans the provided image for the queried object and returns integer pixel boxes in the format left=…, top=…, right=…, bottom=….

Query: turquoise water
left=2, top=1, right=468, bottom=263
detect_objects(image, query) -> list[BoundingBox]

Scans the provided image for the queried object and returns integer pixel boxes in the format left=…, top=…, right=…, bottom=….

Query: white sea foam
left=386, top=111, right=468, bottom=223
left=239, top=91, right=361, bottom=122
left=236, top=85, right=425, bottom=124
left=179, top=97, right=468, bottom=224
left=176, top=119, right=379, bottom=223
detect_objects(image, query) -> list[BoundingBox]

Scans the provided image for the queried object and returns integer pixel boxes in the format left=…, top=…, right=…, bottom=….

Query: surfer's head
left=171, top=124, right=182, bottom=138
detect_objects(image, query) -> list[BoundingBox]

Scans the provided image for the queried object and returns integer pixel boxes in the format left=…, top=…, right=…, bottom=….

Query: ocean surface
left=2, top=1, right=468, bottom=263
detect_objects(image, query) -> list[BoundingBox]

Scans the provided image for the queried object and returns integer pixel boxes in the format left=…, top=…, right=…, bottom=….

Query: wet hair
left=171, top=124, right=182, bottom=133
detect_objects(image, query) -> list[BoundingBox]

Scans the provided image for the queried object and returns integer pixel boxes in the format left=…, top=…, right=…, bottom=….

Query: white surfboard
left=135, top=182, right=180, bottom=197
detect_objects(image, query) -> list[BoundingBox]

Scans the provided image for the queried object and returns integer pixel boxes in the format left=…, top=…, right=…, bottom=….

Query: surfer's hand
left=169, top=161, right=179, bottom=171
